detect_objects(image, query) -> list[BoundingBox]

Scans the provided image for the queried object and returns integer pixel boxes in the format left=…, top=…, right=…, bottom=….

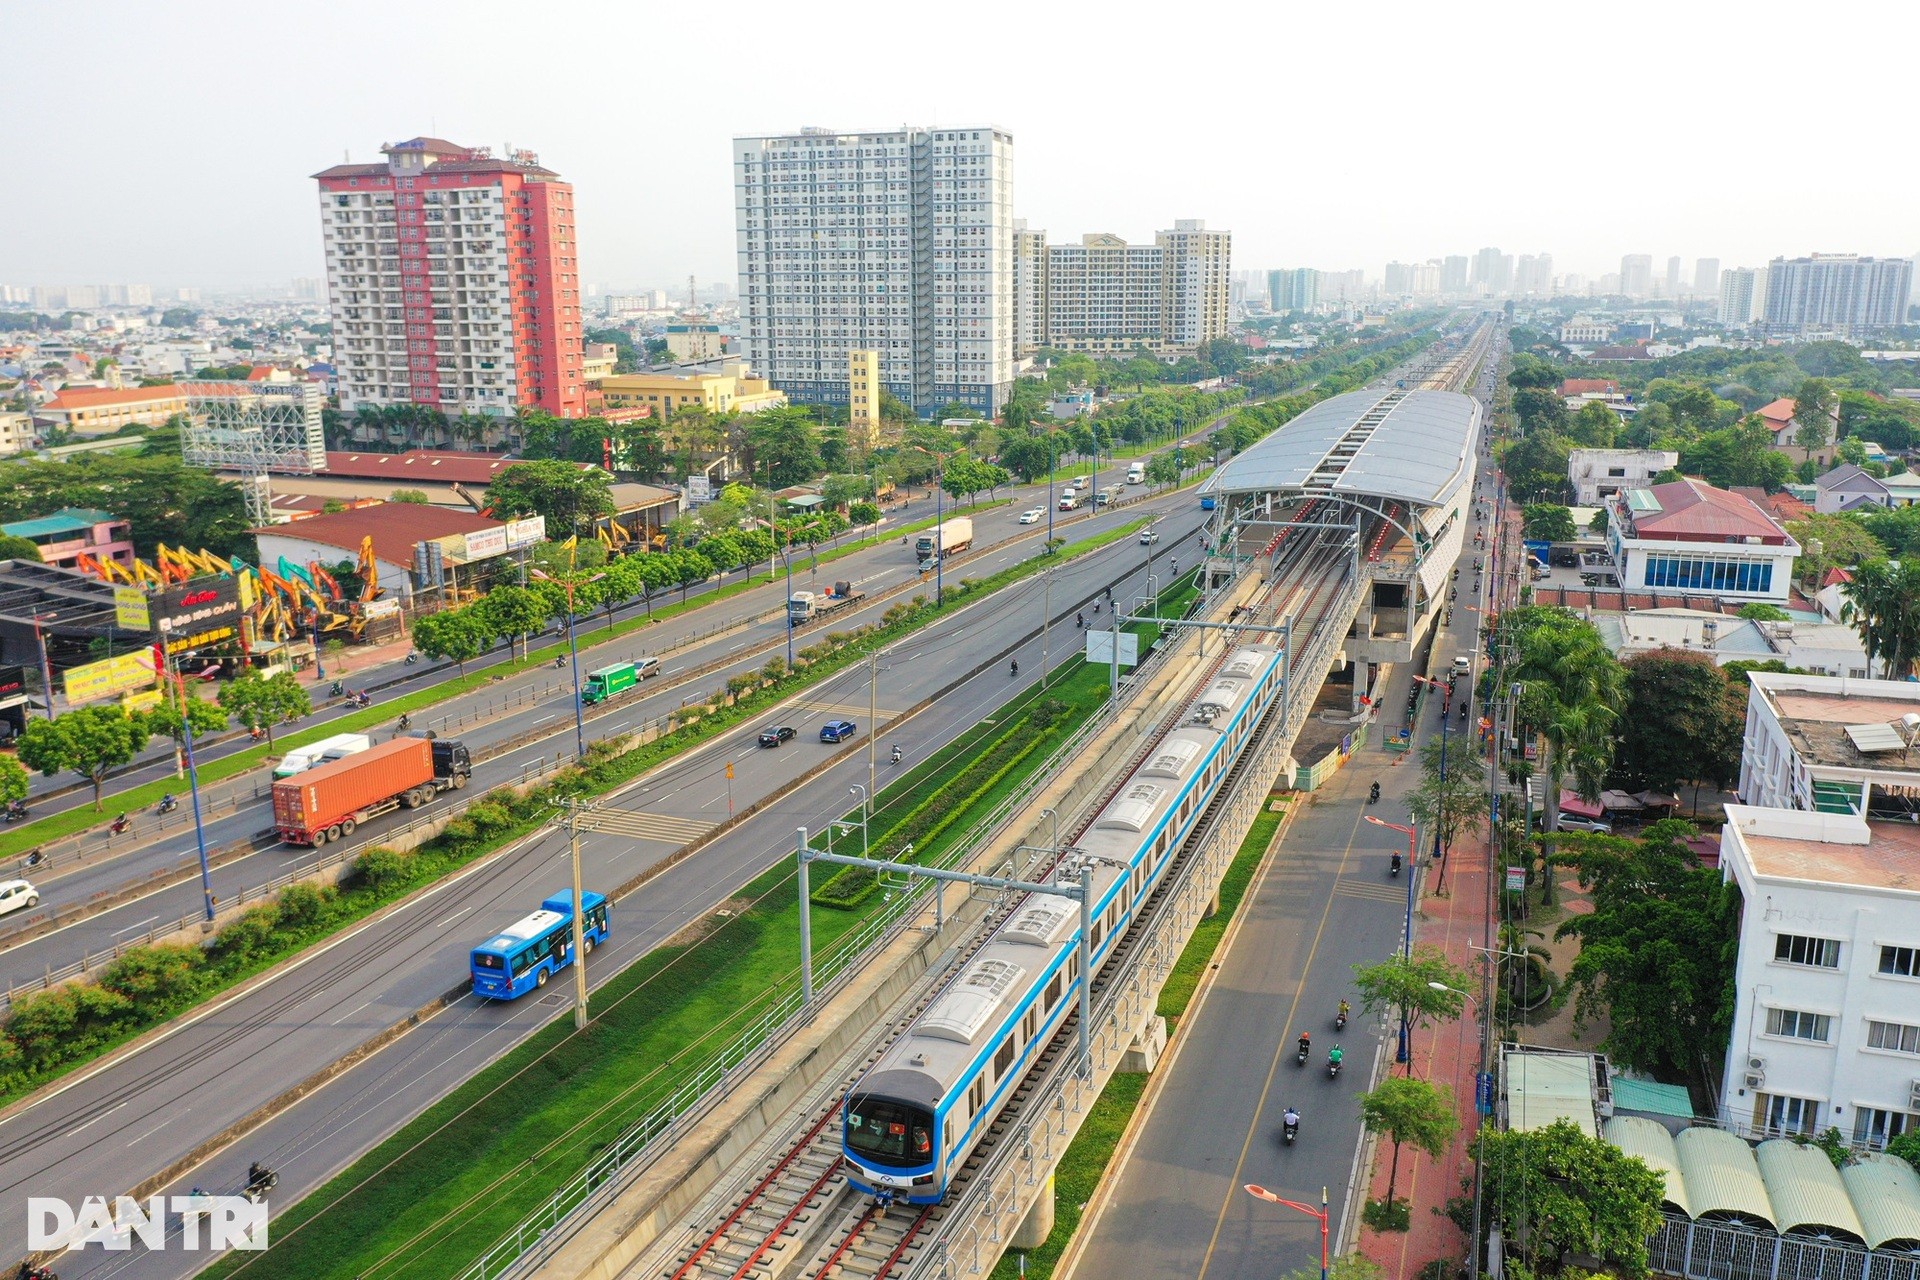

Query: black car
left=758, top=725, right=796, bottom=748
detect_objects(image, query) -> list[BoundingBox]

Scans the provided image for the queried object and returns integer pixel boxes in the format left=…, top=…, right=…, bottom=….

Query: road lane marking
left=331, top=998, right=375, bottom=1025
left=577, top=809, right=715, bottom=845
left=127, top=1112, right=184, bottom=1148
left=1334, top=879, right=1413, bottom=904
left=65, top=1101, right=126, bottom=1140
left=436, top=905, right=476, bottom=929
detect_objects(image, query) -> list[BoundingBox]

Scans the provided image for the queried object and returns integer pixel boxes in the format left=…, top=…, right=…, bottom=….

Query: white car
left=1139, top=529, right=1161, bottom=545
left=1019, top=508, right=1045, bottom=524
left=0, top=879, right=39, bottom=917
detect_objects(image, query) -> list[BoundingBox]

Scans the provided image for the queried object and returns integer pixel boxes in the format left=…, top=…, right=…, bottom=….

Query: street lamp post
left=1243, top=1184, right=1329, bottom=1280
left=1411, top=672, right=1455, bottom=892
left=848, top=785, right=869, bottom=859
left=1434, top=981, right=1487, bottom=1275
left=161, top=650, right=217, bottom=922
left=1366, top=813, right=1419, bottom=1065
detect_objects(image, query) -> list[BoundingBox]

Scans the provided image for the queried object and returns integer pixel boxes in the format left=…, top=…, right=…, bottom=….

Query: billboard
left=113, top=585, right=151, bottom=631
left=462, top=527, right=508, bottom=561
left=64, top=651, right=159, bottom=705
left=154, top=578, right=245, bottom=637
left=1084, top=631, right=1140, bottom=667
left=0, top=665, right=26, bottom=702
left=504, top=517, right=546, bottom=550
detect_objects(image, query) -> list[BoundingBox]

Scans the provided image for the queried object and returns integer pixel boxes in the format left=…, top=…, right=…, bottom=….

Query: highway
left=2, top=486, right=1210, bottom=1275
left=1064, top=344, right=1504, bottom=1280
left=0, top=476, right=1168, bottom=990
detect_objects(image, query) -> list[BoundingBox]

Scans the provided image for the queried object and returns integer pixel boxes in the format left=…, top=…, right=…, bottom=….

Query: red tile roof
left=1758, top=398, right=1796, bottom=424
left=1560, top=379, right=1618, bottom=397
left=41, top=385, right=185, bottom=410
left=320, top=449, right=593, bottom=487
left=1630, top=477, right=1790, bottom=544
left=253, top=502, right=502, bottom=568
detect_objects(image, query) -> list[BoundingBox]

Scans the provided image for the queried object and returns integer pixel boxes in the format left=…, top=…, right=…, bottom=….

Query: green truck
left=581, top=657, right=660, bottom=705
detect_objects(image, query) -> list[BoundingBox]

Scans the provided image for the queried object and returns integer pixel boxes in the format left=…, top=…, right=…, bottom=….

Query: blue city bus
left=469, top=891, right=611, bottom=1000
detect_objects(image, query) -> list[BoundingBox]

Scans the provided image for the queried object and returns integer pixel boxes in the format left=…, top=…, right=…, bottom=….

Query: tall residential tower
left=1761, top=254, right=1913, bottom=339
left=314, top=137, right=585, bottom=419
left=734, top=125, right=1015, bottom=416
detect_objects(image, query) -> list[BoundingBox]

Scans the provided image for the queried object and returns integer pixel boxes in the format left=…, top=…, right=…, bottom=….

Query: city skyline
left=1, top=0, right=1913, bottom=294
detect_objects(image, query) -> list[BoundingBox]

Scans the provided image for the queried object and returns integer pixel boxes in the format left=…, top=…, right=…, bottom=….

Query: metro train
left=841, top=643, right=1287, bottom=1204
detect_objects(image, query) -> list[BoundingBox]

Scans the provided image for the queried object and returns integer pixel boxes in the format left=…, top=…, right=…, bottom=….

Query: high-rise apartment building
left=1269, top=268, right=1320, bottom=312
left=315, top=136, right=586, bottom=419
left=1469, top=248, right=1512, bottom=294
left=734, top=125, right=1015, bottom=416
left=1514, top=253, right=1553, bottom=296
left=1719, top=267, right=1765, bottom=325
left=1441, top=256, right=1469, bottom=294
left=1695, top=258, right=1721, bottom=298
left=1760, top=254, right=1913, bottom=339
left=1013, top=221, right=1048, bottom=356
left=1665, top=256, right=1683, bottom=296
left=1384, top=262, right=1415, bottom=295
left=1620, top=254, right=1654, bottom=298
left=1013, top=222, right=1230, bottom=356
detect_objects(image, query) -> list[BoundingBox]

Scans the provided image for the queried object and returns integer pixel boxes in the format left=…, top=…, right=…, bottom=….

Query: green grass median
left=205, top=564, right=1195, bottom=1280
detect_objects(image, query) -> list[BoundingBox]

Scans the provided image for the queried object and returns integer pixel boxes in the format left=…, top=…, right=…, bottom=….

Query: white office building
left=734, top=125, right=1015, bottom=416
left=1015, top=221, right=1232, bottom=357
left=1013, top=221, right=1048, bottom=357
left=1737, top=672, right=1920, bottom=817
left=1605, top=477, right=1799, bottom=601
left=1720, top=267, right=1766, bottom=325
left=1717, top=803, right=1920, bottom=1149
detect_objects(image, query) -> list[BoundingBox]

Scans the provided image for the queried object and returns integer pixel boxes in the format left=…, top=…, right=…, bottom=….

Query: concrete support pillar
left=1121, top=1014, right=1167, bottom=1073
left=1010, top=1172, right=1056, bottom=1250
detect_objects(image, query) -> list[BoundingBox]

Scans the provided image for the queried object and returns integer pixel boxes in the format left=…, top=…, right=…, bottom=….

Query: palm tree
left=1841, top=560, right=1893, bottom=677
left=1512, top=623, right=1624, bottom=906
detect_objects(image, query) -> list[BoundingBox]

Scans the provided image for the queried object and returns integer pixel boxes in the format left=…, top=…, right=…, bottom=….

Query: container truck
left=272, top=736, right=472, bottom=846
left=788, top=580, right=864, bottom=625
left=1126, top=462, right=1146, bottom=484
left=915, top=517, right=973, bottom=569
left=273, top=733, right=373, bottom=780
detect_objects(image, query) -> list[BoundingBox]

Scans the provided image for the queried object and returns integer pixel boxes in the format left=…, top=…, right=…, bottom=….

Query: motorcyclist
left=248, top=1161, right=268, bottom=1188
left=1328, top=1044, right=1344, bottom=1070
left=1338, top=999, right=1350, bottom=1023
left=159, top=793, right=178, bottom=814
left=1296, top=1031, right=1311, bottom=1057
left=1283, top=1106, right=1300, bottom=1131
left=1010, top=659, right=1019, bottom=677
left=397, top=713, right=412, bottom=732
left=890, top=744, right=903, bottom=765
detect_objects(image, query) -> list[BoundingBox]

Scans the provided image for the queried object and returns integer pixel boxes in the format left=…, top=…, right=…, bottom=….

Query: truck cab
left=431, top=740, right=472, bottom=783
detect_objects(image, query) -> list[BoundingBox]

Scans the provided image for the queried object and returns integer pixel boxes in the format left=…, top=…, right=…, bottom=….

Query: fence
left=1648, top=1215, right=1920, bottom=1280
left=0, top=755, right=576, bottom=1017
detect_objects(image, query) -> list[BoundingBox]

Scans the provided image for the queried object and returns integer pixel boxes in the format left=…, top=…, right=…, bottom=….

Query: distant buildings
left=1620, top=254, right=1654, bottom=298
left=1720, top=267, right=1766, bottom=325
left=1514, top=253, right=1553, bottom=296
left=595, top=362, right=786, bottom=420
left=733, top=125, right=1015, bottom=417
left=848, top=350, right=881, bottom=447
left=1814, top=463, right=1920, bottom=515
left=1666, top=255, right=1683, bottom=295
left=314, top=136, right=587, bottom=420
left=1695, top=258, right=1721, bottom=297
left=1604, top=476, right=1799, bottom=601
left=665, top=322, right=725, bottom=363
left=1268, top=268, right=1320, bottom=312
left=33, top=384, right=188, bottom=435
left=1013, top=221, right=1231, bottom=357
left=1761, top=254, right=1913, bottom=340
left=1470, top=247, right=1512, bottom=293
left=1566, top=447, right=1676, bottom=505
left=1441, top=256, right=1469, bottom=293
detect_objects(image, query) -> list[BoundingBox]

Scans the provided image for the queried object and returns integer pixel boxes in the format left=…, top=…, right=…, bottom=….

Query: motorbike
left=890, top=747, right=903, bottom=766
left=396, top=714, right=412, bottom=732
left=109, top=816, right=132, bottom=836
left=1335, top=1007, right=1348, bottom=1032
left=157, top=795, right=178, bottom=815
left=350, top=692, right=373, bottom=710
left=1294, top=1038, right=1310, bottom=1067
left=1390, top=851, right=1403, bottom=877
left=1367, top=782, right=1380, bottom=805
left=1328, top=1054, right=1343, bottom=1079
left=1282, top=1115, right=1299, bottom=1146
left=249, top=727, right=266, bottom=742
left=1010, top=660, right=1018, bottom=677
left=245, top=1164, right=278, bottom=1202
left=329, top=681, right=345, bottom=697
left=3, top=803, right=26, bottom=824
left=553, top=655, right=567, bottom=669
left=17, top=1264, right=58, bottom=1280
left=404, top=652, right=420, bottom=666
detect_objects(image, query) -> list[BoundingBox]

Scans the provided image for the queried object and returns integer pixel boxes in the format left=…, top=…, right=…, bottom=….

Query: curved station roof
left=1201, top=387, right=1482, bottom=511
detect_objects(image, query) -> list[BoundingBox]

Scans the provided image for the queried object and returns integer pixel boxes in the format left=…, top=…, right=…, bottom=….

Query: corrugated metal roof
left=1200, top=388, right=1479, bottom=508
left=1839, top=1153, right=1920, bottom=1250
left=1755, top=1139, right=1865, bottom=1241
left=1505, top=1050, right=1598, bottom=1136
left=1606, top=1116, right=1692, bottom=1217
left=1674, top=1128, right=1775, bottom=1226
left=1609, top=1077, right=1695, bottom=1120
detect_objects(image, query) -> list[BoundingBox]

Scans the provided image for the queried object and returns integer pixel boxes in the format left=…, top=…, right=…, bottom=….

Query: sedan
left=819, top=719, right=859, bottom=743
left=0, top=879, right=38, bottom=917
left=1018, top=508, right=1045, bottom=524
left=757, top=725, right=796, bottom=748
left=1139, top=529, right=1161, bottom=545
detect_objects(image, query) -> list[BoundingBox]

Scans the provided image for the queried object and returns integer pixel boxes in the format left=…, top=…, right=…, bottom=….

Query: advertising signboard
left=64, top=651, right=159, bottom=704
left=154, top=578, right=244, bottom=636
left=462, top=527, right=508, bottom=561
left=113, top=585, right=152, bottom=631
left=504, top=517, right=546, bottom=550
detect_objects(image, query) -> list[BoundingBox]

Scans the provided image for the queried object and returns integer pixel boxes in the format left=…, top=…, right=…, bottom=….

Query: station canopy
left=1200, top=388, right=1481, bottom=511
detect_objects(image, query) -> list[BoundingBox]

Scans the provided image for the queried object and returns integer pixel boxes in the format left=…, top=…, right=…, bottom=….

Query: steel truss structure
left=179, top=380, right=326, bottom=526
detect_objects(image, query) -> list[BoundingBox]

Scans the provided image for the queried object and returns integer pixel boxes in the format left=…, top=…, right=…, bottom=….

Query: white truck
left=915, top=517, right=974, bottom=569
left=273, top=732, right=373, bottom=780
left=1126, top=462, right=1146, bottom=484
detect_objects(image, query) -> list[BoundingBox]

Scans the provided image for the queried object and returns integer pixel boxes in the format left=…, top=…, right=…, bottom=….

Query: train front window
left=845, top=1096, right=934, bottom=1168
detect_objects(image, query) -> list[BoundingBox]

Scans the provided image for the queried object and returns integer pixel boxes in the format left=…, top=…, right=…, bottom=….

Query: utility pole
left=561, top=798, right=591, bottom=1031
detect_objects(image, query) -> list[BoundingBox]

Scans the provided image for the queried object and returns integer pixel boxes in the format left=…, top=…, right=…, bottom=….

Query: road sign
left=1084, top=630, right=1139, bottom=666
left=1505, top=865, right=1526, bottom=893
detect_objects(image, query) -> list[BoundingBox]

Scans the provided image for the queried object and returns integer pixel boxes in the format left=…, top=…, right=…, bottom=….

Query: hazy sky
left=2, top=0, right=1911, bottom=294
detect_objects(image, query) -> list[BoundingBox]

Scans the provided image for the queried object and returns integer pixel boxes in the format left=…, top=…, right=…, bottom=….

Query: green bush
left=276, top=882, right=337, bottom=930
left=356, top=847, right=410, bottom=895
left=97, top=944, right=203, bottom=1004
left=215, top=906, right=279, bottom=960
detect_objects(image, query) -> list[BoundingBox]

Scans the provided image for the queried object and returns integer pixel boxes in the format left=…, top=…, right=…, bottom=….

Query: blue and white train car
left=842, top=645, right=1286, bottom=1203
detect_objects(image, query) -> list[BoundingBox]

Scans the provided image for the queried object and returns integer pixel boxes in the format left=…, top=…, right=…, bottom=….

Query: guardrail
left=0, top=754, right=576, bottom=1016
left=454, top=580, right=1211, bottom=1280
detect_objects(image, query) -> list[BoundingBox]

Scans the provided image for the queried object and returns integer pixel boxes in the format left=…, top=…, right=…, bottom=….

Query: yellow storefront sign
left=114, top=585, right=151, bottom=630
left=63, top=652, right=158, bottom=706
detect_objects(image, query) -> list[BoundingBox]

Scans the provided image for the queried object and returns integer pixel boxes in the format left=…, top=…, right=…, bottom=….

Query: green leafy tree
left=1839, top=557, right=1920, bottom=679
left=1736, top=602, right=1789, bottom=622
left=848, top=500, right=880, bottom=527
left=1406, top=734, right=1488, bottom=863
left=18, top=705, right=153, bottom=810
left=1501, top=431, right=1572, bottom=502
left=1145, top=447, right=1190, bottom=489
left=1351, top=946, right=1473, bottom=1078
left=1679, top=416, right=1793, bottom=491
left=1568, top=400, right=1619, bottom=448
left=410, top=606, right=497, bottom=675
left=141, top=690, right=230, bottom=778
left=1785, top=513, right=1884, bottom=587
left=1887, top=1130, right=1920, bottom=1175
left=478, top=584, right=549, bottom=659
left=216, top=670, right=311, bottom=749
left=1520, top=503, right=1575, bottom=542
left=1554, top=820, right=1739, bottom=1077
left=0, top=535, right=42, bottom=562
left=745, top=406, right=824, bottom=487
left=1613, top=649, right=1744, bottom=794
left=1468, top=1120, right=1666, bottom=1278
left=484, top=459, right=615, bottom=537
left=1793, top=377, right=1837, bottom=455
left=1360, top=1076, right=1459, bottom=1208
left=390, top=489, right=430, bottom=505
left=1512, top=387, right=1569, bottom=435
left=0, top=455, right=253, bottom=558
left=0, top=755, right=29, bottom=807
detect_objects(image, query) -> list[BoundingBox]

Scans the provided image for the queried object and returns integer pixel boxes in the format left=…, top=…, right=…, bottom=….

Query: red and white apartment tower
left=314, top=137, right=585, bottom=420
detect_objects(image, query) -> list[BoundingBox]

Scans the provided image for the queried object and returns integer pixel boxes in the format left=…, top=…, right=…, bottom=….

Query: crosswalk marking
left=784, top=698, right=904, bottom=719
left=580, top=809, right=715, bottom=846
left=1334, top=879, right=1412, bottom=904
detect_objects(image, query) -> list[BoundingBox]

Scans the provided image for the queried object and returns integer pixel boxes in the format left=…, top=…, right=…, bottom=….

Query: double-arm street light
left=1410, top=671, right=1457, bottom=892
left=1243, top=1184, right=1329, bottom=1280
left=1433, top=980, right=1489, bottom=1279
